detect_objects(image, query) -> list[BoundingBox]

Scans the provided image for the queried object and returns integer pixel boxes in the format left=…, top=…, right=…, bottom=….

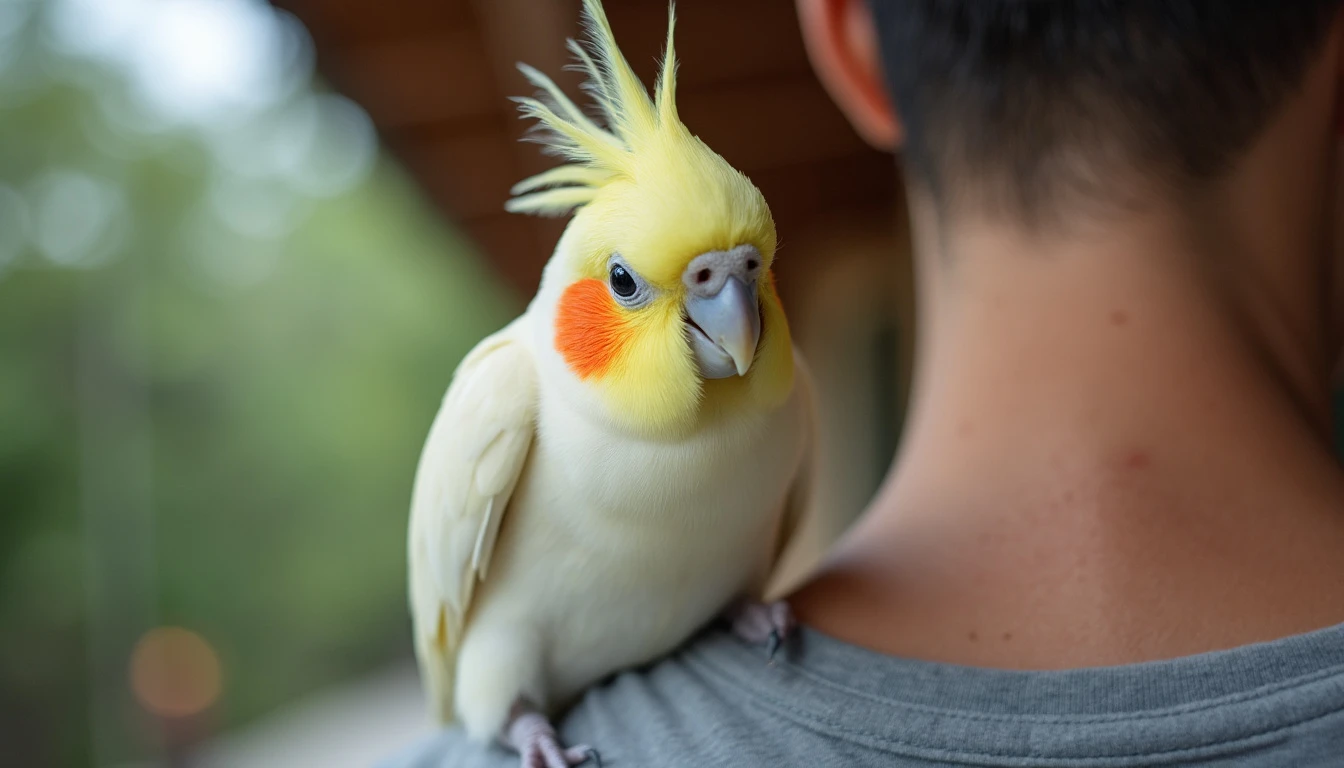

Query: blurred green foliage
left=0, top=2, right=518, bottom=765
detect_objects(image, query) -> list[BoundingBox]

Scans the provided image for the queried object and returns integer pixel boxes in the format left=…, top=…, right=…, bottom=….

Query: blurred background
left=0, top=0, right=915, bottom=766
left=12, top=1, right=1344, bottom=767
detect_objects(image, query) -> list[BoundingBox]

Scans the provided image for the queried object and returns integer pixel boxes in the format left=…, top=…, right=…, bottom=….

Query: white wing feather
left=407, top=319, right=537, bottom=723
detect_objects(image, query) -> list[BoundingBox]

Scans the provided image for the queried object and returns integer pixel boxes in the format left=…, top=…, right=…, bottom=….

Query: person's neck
left=792, top=203, right=1344, bottom=668
left=902, top=202, right=1338, bottom=506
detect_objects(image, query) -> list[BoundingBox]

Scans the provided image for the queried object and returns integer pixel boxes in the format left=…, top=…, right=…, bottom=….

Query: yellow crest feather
left=507, top=0, right=788, bottom=435
left=505, top=0, right=684, bottom=217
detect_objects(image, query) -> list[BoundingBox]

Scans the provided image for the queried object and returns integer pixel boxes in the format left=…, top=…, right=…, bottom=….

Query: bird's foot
left=726, top=599, right=795, bottom=660
left=506, top=706, right=600, bottom=768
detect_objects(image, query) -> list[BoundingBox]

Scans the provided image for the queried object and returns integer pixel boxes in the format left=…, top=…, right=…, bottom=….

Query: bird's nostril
left=697, top=269, right=711, bottom=283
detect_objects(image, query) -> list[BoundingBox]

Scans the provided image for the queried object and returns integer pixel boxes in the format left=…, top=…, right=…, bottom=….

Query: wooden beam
left=750, top=152, right=898, bottom=233
left=330, top=30, right=501, bottom=130
left=400, top=129, right=518, bottom=220
left=677, top=78, right=870, bottom=174
left=278, top=0, right=904, bottom=298
left=271, top=0, right=476, bottom=48
left=468, top=0, right=581, bottom=295
left=603, top=0, right=813, bottom=89
left=464, top=213, right=555, bottom=294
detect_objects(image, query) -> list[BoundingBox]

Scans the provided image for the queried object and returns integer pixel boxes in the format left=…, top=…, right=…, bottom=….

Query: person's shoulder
left=378, top=628, right=786, bottom=768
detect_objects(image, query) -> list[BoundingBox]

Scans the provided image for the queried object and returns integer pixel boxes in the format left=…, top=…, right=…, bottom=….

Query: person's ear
left=796, top=0, right=901, bottom=150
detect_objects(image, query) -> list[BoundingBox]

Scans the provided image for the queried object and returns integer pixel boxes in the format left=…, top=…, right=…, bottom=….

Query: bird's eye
left=609, top=264, right=638, bottom=298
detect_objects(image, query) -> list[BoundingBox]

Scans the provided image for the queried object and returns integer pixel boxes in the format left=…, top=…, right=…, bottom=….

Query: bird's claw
left=727, top=599, right=795, bottom=661
left=508, top=709, right=598, bottom=768
left=519, top=736, right=597, bottom=768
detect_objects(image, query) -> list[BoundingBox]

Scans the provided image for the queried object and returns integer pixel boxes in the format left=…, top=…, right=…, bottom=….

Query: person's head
left=798, top=0, right=1344, bottom=409
left=798, top=0, right=1342, bottom=227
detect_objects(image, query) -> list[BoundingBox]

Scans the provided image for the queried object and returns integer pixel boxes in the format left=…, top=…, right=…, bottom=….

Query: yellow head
left=508, top=0, right=794, bottom=435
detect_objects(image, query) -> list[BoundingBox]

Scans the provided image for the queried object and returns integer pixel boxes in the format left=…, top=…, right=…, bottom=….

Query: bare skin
left=791, top=1, right=1344, bottom=669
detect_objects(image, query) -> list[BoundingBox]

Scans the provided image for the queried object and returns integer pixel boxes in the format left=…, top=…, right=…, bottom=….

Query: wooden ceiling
left=270, top=0, right=898, bottom=295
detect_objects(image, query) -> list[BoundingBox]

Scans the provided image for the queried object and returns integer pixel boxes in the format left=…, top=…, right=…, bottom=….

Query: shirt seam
left=699, top=641, right=1344, bottom=725
left=729, top=670, right=1342, bottom=764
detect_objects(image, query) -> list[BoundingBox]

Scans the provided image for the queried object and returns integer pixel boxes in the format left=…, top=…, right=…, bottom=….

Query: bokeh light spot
left=48, top=0, right=314, bottom=127
left=289, top=94, right=377, bottom=197
left=28, top=169, right=125, bottom=267
left=209, top=173, right=304, bottom=240
left=129, top=626, right=223, bottom=719
left=184, top=202, right=284, bottom=290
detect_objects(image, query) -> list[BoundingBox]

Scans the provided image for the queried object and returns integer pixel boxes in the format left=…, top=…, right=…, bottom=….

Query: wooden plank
left=272, top=0, right=476, bottom=48
left=471, top=0, right=583, bottom=177
left=276, top=0, right=906, bottom=298
left=331, top=31, right=501, bottom=129
left=751, top=152, right=898, bottom=231
left=678, top=78, right=869, bottom=172
left=603, top=0, right=813, bottom=88
left=463, top=215, right=562, bottom=295
left=398, top=130, right=517, bottom=220
left=462, top=0, right=581, bottom=291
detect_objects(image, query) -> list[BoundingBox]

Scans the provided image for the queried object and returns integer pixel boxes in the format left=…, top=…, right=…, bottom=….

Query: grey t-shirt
left=382, top=623, right=1344, bottom=767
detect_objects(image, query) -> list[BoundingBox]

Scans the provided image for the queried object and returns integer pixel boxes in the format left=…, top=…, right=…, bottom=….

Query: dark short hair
left=869, top=0, right=1340, bottom=220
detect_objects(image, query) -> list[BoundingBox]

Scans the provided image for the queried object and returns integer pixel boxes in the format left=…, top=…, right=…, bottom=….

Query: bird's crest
left=505, top=0, right=691, bottom=217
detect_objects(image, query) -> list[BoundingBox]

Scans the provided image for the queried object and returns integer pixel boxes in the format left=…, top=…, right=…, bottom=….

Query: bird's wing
left=407, top=318, right=538, bottom=723
left=764, top=351, right=831, bottom=601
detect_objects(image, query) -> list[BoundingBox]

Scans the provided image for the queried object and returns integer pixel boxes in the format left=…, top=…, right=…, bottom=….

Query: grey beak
left=686, top=275, right=761, bottom=378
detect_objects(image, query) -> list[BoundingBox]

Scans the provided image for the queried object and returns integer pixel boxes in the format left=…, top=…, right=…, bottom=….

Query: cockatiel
left=407, top=1, right=821, bottom=765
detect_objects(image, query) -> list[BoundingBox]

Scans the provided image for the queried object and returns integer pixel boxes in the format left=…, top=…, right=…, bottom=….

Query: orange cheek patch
left=555, top=278, right=631, bottom=379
